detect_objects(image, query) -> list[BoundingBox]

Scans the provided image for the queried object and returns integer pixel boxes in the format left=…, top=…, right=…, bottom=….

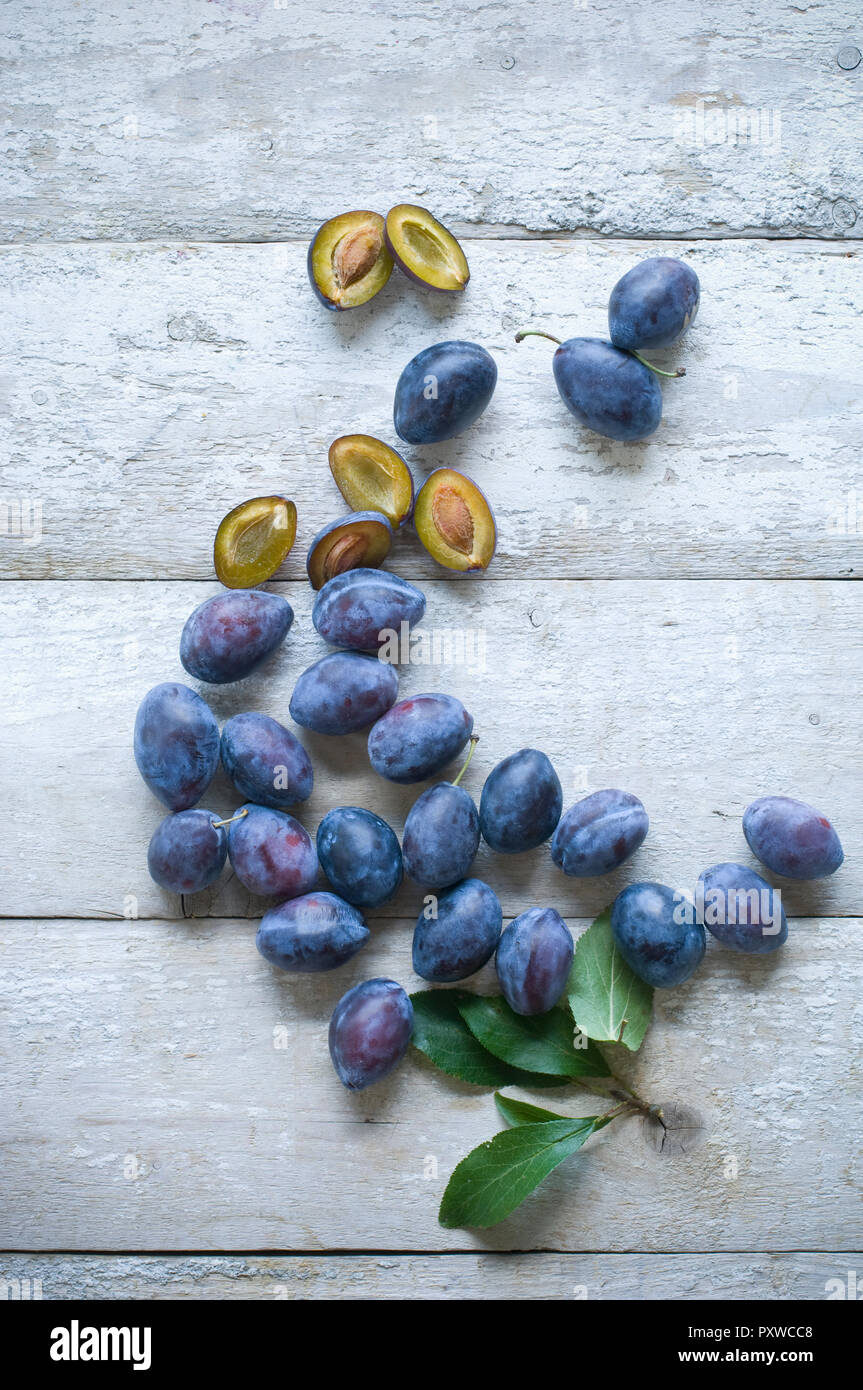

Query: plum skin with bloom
left=742, top=795, right=844, bottom=879
left=220, top=711, right=313, bottom=808
left=393, top=341, right=497, bottom=445
left=608, top=256, right=700, bottom=352
left=495, top=907, right=574, bottom=1015
left=610, top=881, right=706, bottom=988
left=180, top=589, right=294, bottom=684
left=290, top=651, right=398, bottom=735
left=697, top=862, right=788, bottom=954
left=329, top=978, right=414, bottom=1090
left=133, top=682, right=220, bottom=811
left=147, top=809, right=227, bottom=894
left=256, top=892, right=369, bottom=972
left=479, top=748, right=563, bottom=854
left=551, top=789, right=648, bottom=877
left=312, top=568, right=426, bottom=653
left=316, top=806, right=403, bottom=908
left=402, top=782, right=480, bottom=889
left=368, top=693, right=473, bottom=784
left=227, top=803, right=319, bottom=898
left=552, top=338, right=663, bottom=443
left=412, top=877, right=502, bottom=983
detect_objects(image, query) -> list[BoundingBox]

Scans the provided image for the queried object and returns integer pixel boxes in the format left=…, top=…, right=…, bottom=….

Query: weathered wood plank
left=1, top=0, right=861, bottom=241
left=2, top=1252, right=859, bottom=1300
left=1, top=917, right=860, bottom=1252
left=1, top=240, right=860, bottom=581
left=1, top=579, right=858, bottom=920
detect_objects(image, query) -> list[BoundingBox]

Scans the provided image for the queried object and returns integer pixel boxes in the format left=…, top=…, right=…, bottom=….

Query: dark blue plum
left=412, top=877, right=502, bottom=983
left=227, top=803, right=318, bottom=898
left=698, top=862, right=788, bottom=954
left=551, top=789, right=648, bottom=877
left=312, top=568, right=426, bottom=653
left=134, top=682, right=220, bottom=811
left=611, top=881, right=705, bottom=989
left=552, top=338, right=662, bottom=442
left=495, top=907, right=574, bottom=1016
left=608, top=256, right=700, bottom=352
left=220, top=712, right=313, bottom=809
left=402, top=782, right=479, bottom=889
left=479, top=748, right=562, bottom=854
left=256, top=891, right=369, bottom=973
left=394, top=340, right=497, bottom=444
left=290, top=650, right=399, bottom=735
left=368, top=693, right=472, bottom=784
left=316, top=807, right=403, bottom=908
left=329, top=978, right=414, bottom=1090
left=180, top=589, right=293, bottom=684
left=743, top=795, right=844, bottom=880
left=147, top=809, right=227, bottom=894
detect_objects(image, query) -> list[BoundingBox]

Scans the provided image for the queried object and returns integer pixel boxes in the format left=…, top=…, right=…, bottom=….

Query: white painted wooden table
left=1, top=0, right=861, bottom=1301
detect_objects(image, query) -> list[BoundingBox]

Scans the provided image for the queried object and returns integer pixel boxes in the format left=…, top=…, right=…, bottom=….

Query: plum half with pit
left=394, top=341, right=497, bottom=444
left=306, top=512, right=393, bottom=590
left=384, top=204, right=469, bottom=293
left=414, top=469, right=496, bottom=572
left=328, top=435, right=414, bottom=529
left=214, top=496, right=297, bottom=589
left=308, top=211, right=393, bottom=311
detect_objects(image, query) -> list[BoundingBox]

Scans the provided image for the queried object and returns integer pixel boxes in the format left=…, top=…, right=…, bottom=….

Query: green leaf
left=457, top=995, right=610, bottom=1078
left=409, top=990, right=569, bottom=1089
left=566, top=908, right=653, bottom=1052
left=439, top=1116, right=609, bottom=1228
left=494, top=1093, right=571, bottom=1127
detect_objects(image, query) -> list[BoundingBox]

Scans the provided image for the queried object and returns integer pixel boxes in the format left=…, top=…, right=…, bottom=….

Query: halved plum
left=306, top=511, right=393, bottom=590
left=385, top=205, right=469, bottom=293
left=414, top=469, right=496, bottom=572
left=308, top=211, right=393, bottom=311
left=214, top=496, right=297, bottom=588
left=328, top=434, right=414, bottom=529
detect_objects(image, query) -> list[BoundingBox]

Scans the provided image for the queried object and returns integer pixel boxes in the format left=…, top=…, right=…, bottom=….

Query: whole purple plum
left=368, top=693, right=473, bottom=784
left=147, top=809, right=227, bottom=894
left=329, top=978, right=414, bottom=1090
left=290, top=651, right=399, bottom=735
left=551, top=789, right=648, bottom=877
left=133, top=682, right=220, bottom=811
left=220, top=712, right=313, bottom=808
left=479, top=748, right=562, bottom=854
left=412, top=877, right=502, bottom=983
left=227, top=803, right=318, bottom=898
left=257, top=892, right=369, bottom=972
left=743, top=795, right=844, bottom=880
left=495, top=907, right=574, bottom=1015
left=312, top=568, right=425, bottom=653
left=698, top=862, right=788, bottom=954
left=180, top=589, right=293, bottom=684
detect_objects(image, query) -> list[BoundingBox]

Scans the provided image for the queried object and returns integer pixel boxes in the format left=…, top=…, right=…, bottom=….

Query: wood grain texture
left=1, top=578, right=858, bottom=921
left=1, top=917, right=861, bottom=1252
left=1, top=240, right=861, bottom=582
left=3, top=1252, right=859, bottom=1300
left=1, top=0, right=861, bottom=242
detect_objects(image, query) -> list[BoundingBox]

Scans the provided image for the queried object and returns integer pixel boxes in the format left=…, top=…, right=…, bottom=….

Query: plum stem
left=452, top=735, right=479, bottom=787
left=211, top=808, right=249, bottom=829
left=514, top=330, right=562, bottom=346
left=628, top=349, right=686, bottom=379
